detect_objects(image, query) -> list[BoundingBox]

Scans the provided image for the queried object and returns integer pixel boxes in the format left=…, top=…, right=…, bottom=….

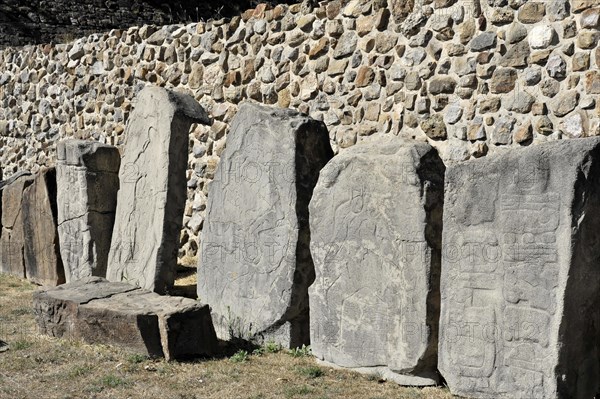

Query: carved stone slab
left=197, top=103, right=333, bottom=347
left=56, top=139, right=120, bottom=282
left=106, top=87, right=210, bottom=294
left=439, top=137, right=600, bottom=398
left=0, top=172, right=33, bottom=278
left=309, top=137, right=444, bottom=386
left=33, top=276, right=218, bottom=360
left=22, top=167, right=65, bottom=286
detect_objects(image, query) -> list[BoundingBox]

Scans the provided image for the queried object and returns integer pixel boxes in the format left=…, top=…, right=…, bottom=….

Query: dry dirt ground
left=0, top=273, right=455, bottom=399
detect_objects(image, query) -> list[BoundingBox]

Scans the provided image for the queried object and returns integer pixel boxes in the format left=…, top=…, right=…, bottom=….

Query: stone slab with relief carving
left=439, top=137, right=600, bottom=398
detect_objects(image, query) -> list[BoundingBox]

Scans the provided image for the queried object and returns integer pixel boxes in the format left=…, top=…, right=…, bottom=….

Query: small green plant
left=12, top=340, right=33, bottom=350
left=252, top=347, right=265, bottom=356
left=230, top=349, right=249, bottom=363
left=100, top=374, right=128, bottom=388
left=127, top=353, right=148, bottom=364
left=289, top=344, right=311, bottom=358
left=298, top=366, right=324, bottom=379
left=265, top=341, right=282, bottom=353
left=253, top=341, right=282, bottom=356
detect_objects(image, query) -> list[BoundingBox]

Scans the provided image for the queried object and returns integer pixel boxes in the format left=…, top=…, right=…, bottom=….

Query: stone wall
left=0, top=0, right=293, bottom=48
left=0, top=0, right=599, bottom=259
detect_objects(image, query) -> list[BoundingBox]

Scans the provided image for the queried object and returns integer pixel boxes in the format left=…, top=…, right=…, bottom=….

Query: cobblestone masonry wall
left=0, top=0, right=599, bottom=259
left=0, top=0, right=290, bottom=48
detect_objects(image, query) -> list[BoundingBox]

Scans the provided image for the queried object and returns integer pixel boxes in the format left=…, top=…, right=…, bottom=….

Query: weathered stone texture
left=22, top=167, right=65, bottom=286
left=0, top=0, right=599, bottom=264
left=0, top=172, right=32, bottom=278
left=33, top=277, right=218, bottom=360
left=198, top=103, right=333, bottom=347
left=309, top=137, right=444, bottom=386
left=439, top=137, right=600, bottom=398
left=56, top=139, right=120, bottom=282
left=106, top=87, right=210, bottom=294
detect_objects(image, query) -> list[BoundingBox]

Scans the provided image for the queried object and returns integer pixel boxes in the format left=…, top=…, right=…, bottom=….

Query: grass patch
left=68, top=364, right=94, bottom=378
left=298, top=365, right=324, bottom=379
left=85, top=384, right=104, bottom=394
left=100, top=374, right=129, bottom=388
left=12, top=340, right=33, bottom=350
left=399, top=388, right=426, bottom=399
left=0, top=274, right=455, bottom=399
left=284, top=385, right=314, bottom=398
left=127, top=353, right=148, bottom=364
left=10, top=307, right=31, bottom=316
left=156, top=362, right=175, bottom=375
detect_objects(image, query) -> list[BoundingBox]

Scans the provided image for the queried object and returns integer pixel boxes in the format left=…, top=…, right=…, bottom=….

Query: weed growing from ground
left=229, top=349, right=249, bottom=363
left=252, top=347, right=265, bottom=356
left=289, top=344, right=311, bottom=358
left=265, top=341, right=282, bottom=353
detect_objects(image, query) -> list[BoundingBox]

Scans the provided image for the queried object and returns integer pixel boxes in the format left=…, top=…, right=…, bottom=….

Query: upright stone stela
left=22, top=167, right=65, bottom=286
left=56, top=139, right=120, bottom=282
left=309, top=138, right=444, bottom=386
left=198, top=103, right=333, bottom=347
left=439, top=137, right=600, bottom=398
left=0, top=172, right=32, bottom=278
left=106, top=86, right=211, bottom=294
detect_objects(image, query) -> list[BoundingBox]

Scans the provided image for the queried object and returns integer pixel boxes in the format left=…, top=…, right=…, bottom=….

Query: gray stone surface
left=106, top=86, right=210, bottom=294
left=56, top=139, right=120, bottom=282
left=439, top=137, right=600, bottom=398
left=503, top=91, right=535, bottom=113
left=0, top=170, right=27, bottom=190
left=22, top=167, right=65, bottom=286
left=33, top=276, right=218, bottom=360
left=2, top=2, right=600, bottom=269
left=309, top=137, right=444, bottom=386
left=197, top=102, right=333, bottom=347
left=546, top=54, right=567, bottom=79
left=0, top=172, right=33, bottom=278
left=470, top=32, right=497, bottom=51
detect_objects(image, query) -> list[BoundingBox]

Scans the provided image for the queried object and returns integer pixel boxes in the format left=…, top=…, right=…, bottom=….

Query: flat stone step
left=33, top=277, right=218, bottom=360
